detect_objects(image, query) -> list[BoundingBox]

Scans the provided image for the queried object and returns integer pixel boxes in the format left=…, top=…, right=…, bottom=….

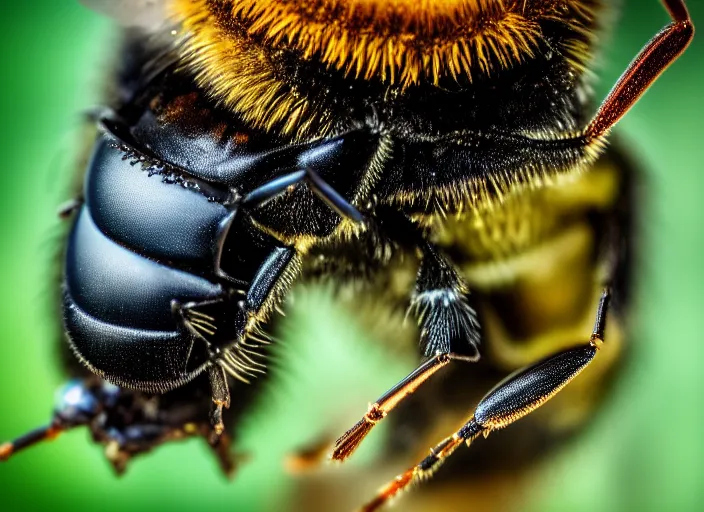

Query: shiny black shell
left=63, top=100, right=378, bottom=393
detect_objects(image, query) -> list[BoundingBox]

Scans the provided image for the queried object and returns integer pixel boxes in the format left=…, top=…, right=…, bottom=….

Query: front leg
left=411, top=246, right=480, bottom=361
left=333, top=238, right=481, bottom=461
left=179, top=159, right=368, bottom=438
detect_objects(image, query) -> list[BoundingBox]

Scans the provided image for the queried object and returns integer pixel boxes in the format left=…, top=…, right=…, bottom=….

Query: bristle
left=359, top=470, right=415, bottom=512
left=331, top=417, right=375, bottom=461
left=359, top=434, right=465, bottom=511
left=385, top=133, right=605, bottom=213
left=225, top=0, right=547, bottom=88
left=171, top=0, right=332, bottom=139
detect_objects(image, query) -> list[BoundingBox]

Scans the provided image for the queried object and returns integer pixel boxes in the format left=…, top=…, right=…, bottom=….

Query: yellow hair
left=171, top=0, right=600, bottom=138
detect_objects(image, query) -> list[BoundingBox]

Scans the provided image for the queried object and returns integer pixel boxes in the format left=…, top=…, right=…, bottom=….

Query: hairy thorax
left=171, top=0, right=603, bottom=139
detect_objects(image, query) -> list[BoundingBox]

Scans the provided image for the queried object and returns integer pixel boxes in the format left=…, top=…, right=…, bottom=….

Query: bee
left=0, top=1, right=694, bottom=511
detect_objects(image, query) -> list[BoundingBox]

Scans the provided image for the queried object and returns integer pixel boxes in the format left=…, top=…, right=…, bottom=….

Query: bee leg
left=585, top=0, right=693, bottom=139
left=332, top=251, right=480, bottom=461
left=241, top=169, right=307, bottom=206
left=332, top=353, right=462, bottom=461
left=333, top=215, right=480, bottom=461
left=0, top=424, right=65, bottom=462
left=388, top=1, right=693, bottom=208
left=303, top=166, right=365, bottom=223
left=242, top=167, right=364, bottom=223
left=358, top=289, right=611, bottom=512
left=0, top=379, right=100, bottom=462
left=410, top=246, right=480, bottom=362
left=207, top=427, right=240, bottom=477
left=208, top=364, right=231, bottom=441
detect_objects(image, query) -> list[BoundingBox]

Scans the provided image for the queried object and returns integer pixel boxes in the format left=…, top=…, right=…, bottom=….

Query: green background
left=0, top=1, right=702, bottom=511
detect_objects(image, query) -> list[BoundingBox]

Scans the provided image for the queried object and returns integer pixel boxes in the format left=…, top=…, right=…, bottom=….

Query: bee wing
left=79, top=0, right=167, bottom=29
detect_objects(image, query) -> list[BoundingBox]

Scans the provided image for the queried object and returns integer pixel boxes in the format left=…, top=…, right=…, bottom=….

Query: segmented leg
left=208, top=365, right=231, bottom=439
left=333, top=226, right=481, bottom=461
left=382, top=0, right=693, bottom=210
left=585, top=0, right=694, bottom=139
left=0, top=377, right=243, bottom=475
left=242, top=167, right=364, bottom=223
left=0, top=380, right=101, bottom=462
left=208, top=163, right=366, bottom=432
left=0, top=424, right=64, bottom=462
left=410, top=246, right=480, bottom=361
left=334, top=0, right=693, bottom=469
left=333, top=353, right=459, bottom=461
left=358, top=289, right=611, bottom=511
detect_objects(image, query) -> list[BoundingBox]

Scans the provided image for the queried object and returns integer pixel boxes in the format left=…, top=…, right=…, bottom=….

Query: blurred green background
left=0, top=1, right=702, bottom=511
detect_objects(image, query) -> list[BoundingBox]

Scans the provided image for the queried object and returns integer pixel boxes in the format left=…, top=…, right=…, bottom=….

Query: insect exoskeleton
left=1, top=1, right=693, bottom=511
